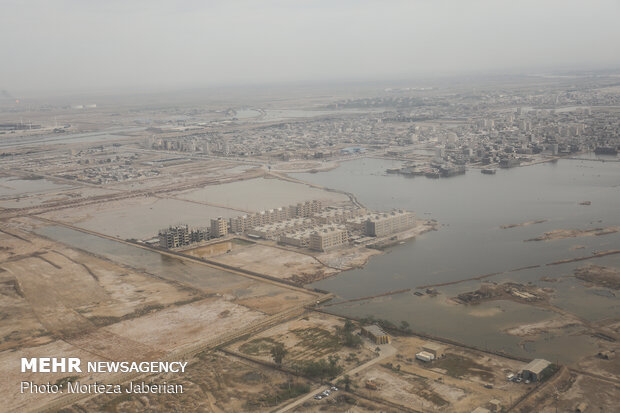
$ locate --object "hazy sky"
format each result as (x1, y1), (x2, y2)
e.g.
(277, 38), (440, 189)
(2, 0), (620, 94)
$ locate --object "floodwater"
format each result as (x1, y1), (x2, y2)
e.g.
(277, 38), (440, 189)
(0, 176), (73, 198)
(292, 156), (620, 363)
(35, 225), (275, 298)
(176, 177), (348, 212)
(0, 127), (145, 148)
(43, 197), (239, 239)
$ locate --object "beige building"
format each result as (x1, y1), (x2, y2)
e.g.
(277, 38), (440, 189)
(248, 218), (312, 240)
(210, 217), (228, 237)
(364, 210), (415, 237)
(313, 208), (367, 225)
(229, 200), (323, 234)
(309, 225), (348, 251)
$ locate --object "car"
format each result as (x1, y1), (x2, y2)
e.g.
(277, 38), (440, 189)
(331, 386), (338, 391)
(314, 395), (322, 400)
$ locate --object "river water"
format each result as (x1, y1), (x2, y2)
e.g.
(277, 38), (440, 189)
(292, 156), (620, 363)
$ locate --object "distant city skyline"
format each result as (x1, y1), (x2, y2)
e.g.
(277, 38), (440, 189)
(2, 0), (620, 95)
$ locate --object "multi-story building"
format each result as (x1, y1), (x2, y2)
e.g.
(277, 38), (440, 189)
(364, 210), (415, 237)
(158, 225), (190, 248)
(247, 218), (312, 240)
(210, 217), (229, 237)
(309, 225), (349, 251)
(313, 208), (367, 225)
(229, 201), (323, 234)
(158, 225), (210, 248)
(291, 200), (322, 217)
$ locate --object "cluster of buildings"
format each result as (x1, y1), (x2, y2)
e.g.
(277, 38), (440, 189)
(157, 199), (417, 253)
(158, 225), (209, 249)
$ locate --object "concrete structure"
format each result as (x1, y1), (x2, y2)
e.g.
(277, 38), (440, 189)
(158, 225), (190, 249)
(415, 351), (435, 362)
(521, 359), (551, 382)
(313, 208), (367, 225)
(291, 200), (322, 217)
(364, 210), (415, 237)
(361, 324), (390, 344)
(309, 225), (348, 251)
(422, 342), (445, 359)
(247, 218), (312, 240)
(210, 217), (228, 238)
(158, 225), (209, 249)
(229, 200), (322, 234)
(488, 399), (502, 413)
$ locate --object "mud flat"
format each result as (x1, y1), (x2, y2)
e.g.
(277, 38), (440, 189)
(574, 264), (620, 289)
(504, 316), (582, 337)
(500, 219), (547, 229)
(525, 226), (619, 242)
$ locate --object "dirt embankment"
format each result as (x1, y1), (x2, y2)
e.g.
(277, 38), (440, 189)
(574, 265), (620, 290)
(525, 226), (619, 242)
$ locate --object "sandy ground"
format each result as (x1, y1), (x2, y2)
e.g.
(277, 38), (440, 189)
(0, 224), (317, 412)
(208, 243), (340, 282)
(104, 297), (265, 352)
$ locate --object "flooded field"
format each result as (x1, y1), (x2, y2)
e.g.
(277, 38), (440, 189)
(291, 156), (620, 364)
(0, 176), (73, 198)
(40, 196), (239, 239)
(175, 176), (349, 212)
(34, 225), (315, 313)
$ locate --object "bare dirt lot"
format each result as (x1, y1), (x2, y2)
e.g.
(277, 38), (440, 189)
(205, 243), (340, 282)
(0, 224), (319, 412)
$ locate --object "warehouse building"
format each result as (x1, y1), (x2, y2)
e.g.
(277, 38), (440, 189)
(361, 324), (391, 344)
(521, 359), (551, 382)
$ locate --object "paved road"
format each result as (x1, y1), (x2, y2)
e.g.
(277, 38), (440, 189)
(274, 342), (396, 413)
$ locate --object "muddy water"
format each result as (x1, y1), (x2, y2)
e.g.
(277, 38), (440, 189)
(293, 156), (620, 364)
(36, 225), (267, 297)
